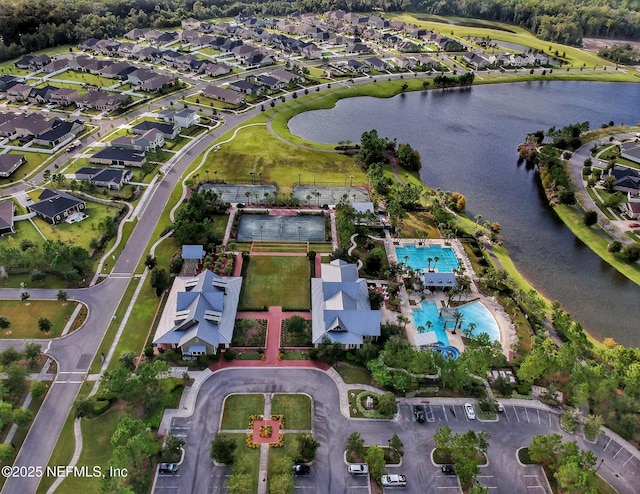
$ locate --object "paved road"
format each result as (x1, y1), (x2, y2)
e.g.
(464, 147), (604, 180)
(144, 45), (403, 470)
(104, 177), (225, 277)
(154, 369), (640, 494)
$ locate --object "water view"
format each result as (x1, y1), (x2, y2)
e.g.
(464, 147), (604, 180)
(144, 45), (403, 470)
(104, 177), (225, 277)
(289, 81), (640, 346)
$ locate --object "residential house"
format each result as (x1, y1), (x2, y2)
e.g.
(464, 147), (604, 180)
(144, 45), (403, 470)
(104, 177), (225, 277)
(345, 42), (370, 54)
(100, 61), (137, 80)
(300, 43), (322, 59)
(157, 108), (199, 128)
(111, 128), (164, 152)
(363, 57), (388, 71)
(0, 200), (15, 235)
(228, 80), (260, 95)
(90, 148), (147, 167)
(42, 58), (71, 74)
(0, 154), (26, 178)
(153, 270), (243, 356)
(6, 84), (33, 102)
(0, 113), (57, 139)
(33, 119), (84, 148)
(156, 32), (179, 44)
(124, 28), (148, 40)
(346, 60), (369, 73)
(610, 165), (640, 194)
(49, 88), (80, 107)
(28, 85), (58, 105)
(463, 53), (489, 69)
(181, 29), (200, 43)
(131, 120), (179, 139)
(76, 91), (126, 112)
(311, 259), (381, 348)
(245, 53), (274, 67)
(28, 189), (86, 225)
(394, 57), (418, 70)
(74, 167), (132, 190)
(620, 142), (640, 165)
(255, 75), (283, 91)
(14, 54), (51, 70)
(269, 69), (302, 86)
(182, 18), (201, 30)
(202, 85), (245, 106)
(622, 192), (640, 220)
(204, 62), (232, 78)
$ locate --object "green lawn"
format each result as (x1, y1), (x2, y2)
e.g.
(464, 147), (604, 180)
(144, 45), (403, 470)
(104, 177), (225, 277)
(399, 211), (439, 238)
(239, 256), (310, 310)
(0, 300), (79, 338)
(0, 216), (43, 248)
(230, 433), (261, 494)
(221, 394), (265, 430)
(336, 364), (373, 385)
(53, 70), (117, 88)
(55, 404), (129, 494)
(0, 151), (51, 186)
(271, 394), (312, 430)
(32, 202), (121, 251)
(201, 125), (365, 190)
(268, 432), (302, 482)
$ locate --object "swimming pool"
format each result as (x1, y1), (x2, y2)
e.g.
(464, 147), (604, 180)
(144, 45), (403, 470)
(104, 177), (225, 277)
(411, 300), (500, 346)
(395, 245), (459, 273)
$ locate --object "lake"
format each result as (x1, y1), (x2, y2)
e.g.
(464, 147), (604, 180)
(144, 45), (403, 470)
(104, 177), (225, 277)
(289, 81), (640, 347)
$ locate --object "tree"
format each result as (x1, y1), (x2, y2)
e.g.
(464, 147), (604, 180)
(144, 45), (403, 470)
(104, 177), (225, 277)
(227, 461), (254, 494)
(356, 129), (387, 170)
(316, 337), (344, 366)
(21, 291), (30, 302)
(269, 456), (295, 494)
(210, 434), (237, 464)
(74, 398), (95, 418)
(0, 443), (13, 462)
(621, 243), (640, 262)
(0, 316), (9, 330)
(396, 143), (422, 172)
(365, 445), (386, 482)
(38, 317), (52, 333)
(296, 434), (320, 463)
(24, 342), (41, 367)
(161, 434), (184, 463)
(150, 268), (170, 297)
(0, 401), (14, 429)
(346, 432), (365, 460)
(608, 240), (622, 253)
(56, 290), (68, 302)
(30, 380), (48, 400)
(377, 392), (398, 416)
(389, 433), (404, 462)
(528, 434), (564, 470)
(119, 351), (137, 371)
(144, 255), (157, 270)
(584, 414), (604, 441)
(583, 210), (597, 226)
(5, 362), (27, 395)
(12, 407), (33, 426)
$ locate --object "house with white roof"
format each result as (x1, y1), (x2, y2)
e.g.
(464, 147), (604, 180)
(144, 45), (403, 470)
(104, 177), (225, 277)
(311, 259), (381, 348)
(153, 270), (243, 356)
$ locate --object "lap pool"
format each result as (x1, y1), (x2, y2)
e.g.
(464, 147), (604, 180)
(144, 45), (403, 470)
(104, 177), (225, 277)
(411, 300), (500, 347)
(395, 245), (459, 273)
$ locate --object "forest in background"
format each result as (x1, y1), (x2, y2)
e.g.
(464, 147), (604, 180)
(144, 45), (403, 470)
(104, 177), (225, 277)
(0, 0), (638, 61)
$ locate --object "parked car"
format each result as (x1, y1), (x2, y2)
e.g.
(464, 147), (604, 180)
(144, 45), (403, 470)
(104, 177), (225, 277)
(497, 401), (504, 412)
(381, 474), (407, 487)
(293, 464), (310, 475)
(348, 464), (369, 475)
(158, 463), (179, 474)
(414, 406), (425, 423)
(629, 223), (640, 228)
(464, 403), (476, 420)
(441, 464), (455, 475)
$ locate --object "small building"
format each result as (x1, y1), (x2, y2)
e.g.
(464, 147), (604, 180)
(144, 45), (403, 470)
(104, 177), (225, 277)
(311, 259), (381, 348)
(111, 128), (165, 152)
(0, 154), (26, 178)
(620, 142), (640, 165)
(153, 270), (243, 356)
(202, 85), (245, 106)
(181, 244), (206, 276)
(422, 272), (458, 291)
(74, 167), (132, 190)
(33, 120), (85, 148)
(28, 189), (86, 225)
(157, 108), (199, 128)
(0, 200), (15, 235)
(90, 148), (146, 167)
(131, 121), (179, 140)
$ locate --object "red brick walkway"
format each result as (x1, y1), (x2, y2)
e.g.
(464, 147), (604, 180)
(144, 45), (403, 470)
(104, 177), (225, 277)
(251, 419), (281, 444)
(210, 307), (329, 371)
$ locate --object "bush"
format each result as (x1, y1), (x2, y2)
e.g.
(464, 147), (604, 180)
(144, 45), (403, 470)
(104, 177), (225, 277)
(621, 243), (640, 262)
(210, 434), (237, 464)
(608, 240), (622, 253)
(223, 349), (236, 361)
(583, 210), (598, 226)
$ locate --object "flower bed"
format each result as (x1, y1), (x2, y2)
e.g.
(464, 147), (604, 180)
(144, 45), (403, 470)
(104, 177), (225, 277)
(355, 391), (389, 419)
(259, 425), (273, 438)
(246, 433), (260, 449)
(248, 414), (264, 428)
(271, 414), (285, 429)
(269, 434), (285, 448)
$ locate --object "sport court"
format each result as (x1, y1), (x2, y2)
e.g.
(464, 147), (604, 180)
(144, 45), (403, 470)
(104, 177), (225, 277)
(236, 214), (325, 242)
(292, 185), (369, 206)
(200, 183), (277, 204)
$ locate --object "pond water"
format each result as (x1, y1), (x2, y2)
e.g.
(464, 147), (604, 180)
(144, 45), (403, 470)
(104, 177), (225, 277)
(289, 81), (640, 347)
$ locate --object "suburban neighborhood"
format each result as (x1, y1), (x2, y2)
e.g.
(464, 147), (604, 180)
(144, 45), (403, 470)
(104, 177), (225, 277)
(0, 5), (639, 494)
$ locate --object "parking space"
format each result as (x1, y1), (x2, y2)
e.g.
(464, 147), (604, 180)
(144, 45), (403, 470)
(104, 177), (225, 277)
(344, 473), (370, 490)
(500, 405), (555, 428)
(432, 471), (462, 492)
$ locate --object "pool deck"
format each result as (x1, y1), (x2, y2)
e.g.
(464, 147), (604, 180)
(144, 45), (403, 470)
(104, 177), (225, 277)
(382, 236), (517, 360)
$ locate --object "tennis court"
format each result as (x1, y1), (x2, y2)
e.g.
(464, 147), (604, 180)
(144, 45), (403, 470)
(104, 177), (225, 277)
(236, 214), (325, 242)
(292, 185), (369, 206)
(200, 184), (277, 204)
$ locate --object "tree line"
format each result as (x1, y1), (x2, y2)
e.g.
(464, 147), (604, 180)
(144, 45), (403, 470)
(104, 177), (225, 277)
(3, 0), (638, 62)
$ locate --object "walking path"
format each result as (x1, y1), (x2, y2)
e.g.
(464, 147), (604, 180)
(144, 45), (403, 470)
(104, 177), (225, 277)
(257, 395), (272, 494)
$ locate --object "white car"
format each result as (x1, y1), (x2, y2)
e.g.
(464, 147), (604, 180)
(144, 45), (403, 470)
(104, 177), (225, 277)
(464, 403), (476, 420)
(381, 474), (407, 487)
(348, 464), (368, 475)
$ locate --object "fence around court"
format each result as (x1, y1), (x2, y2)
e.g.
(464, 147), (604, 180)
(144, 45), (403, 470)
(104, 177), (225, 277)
(292, 185), (369, 206)
(200, 183), (277, 204)
(236, 213), (326, 242)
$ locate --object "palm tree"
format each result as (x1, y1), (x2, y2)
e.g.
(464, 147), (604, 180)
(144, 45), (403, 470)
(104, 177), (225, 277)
(425, 320), (433, 332)
(315, 191), (321, 206)
(474, 214), (482, 226)
(306, 194), (312, 205)
(264, 192), (270, 205)
(245, 191), (251, 205)
(427, 257), (433, 272)
(433, 256), (440, 272)
(452, 310), (463, 334)
(397, 315), (409, 329)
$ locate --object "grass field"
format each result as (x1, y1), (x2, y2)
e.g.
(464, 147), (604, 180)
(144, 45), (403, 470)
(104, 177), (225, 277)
(239, 256), (310, 310)
(400, 211), (440, 238)
(0, 151), (51, 186)
(221, 394), (265, 430)
(55, 404), (130, 494)
(202, 125), (365, 189)
(271, 394), (312, 430)
(0, 300), (79, 338)
(336, 364), (373, 385)
(52, 70), (117, 88)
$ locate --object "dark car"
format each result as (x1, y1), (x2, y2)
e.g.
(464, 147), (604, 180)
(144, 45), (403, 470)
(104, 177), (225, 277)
(441, 464), (455, 475)
(159, 463), (179, 474)
(414, 407), (425, 423)
(293, 464), (311, 475)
